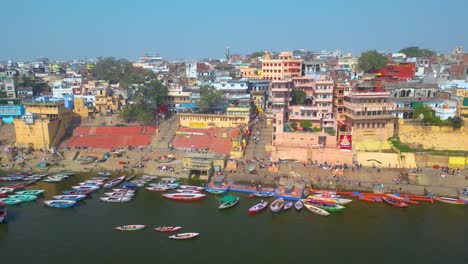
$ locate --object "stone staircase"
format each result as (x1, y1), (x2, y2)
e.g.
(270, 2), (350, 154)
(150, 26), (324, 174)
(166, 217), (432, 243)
(151, 115), (179, 148)
(243, 123), (273, 159)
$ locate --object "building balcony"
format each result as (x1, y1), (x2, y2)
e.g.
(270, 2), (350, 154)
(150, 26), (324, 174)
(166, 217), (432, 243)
(345, 113), (395, 120)
(314, 89), (333, 94)
(289, 115), (321, 121)
(344, 101), (395, 111)
(271, 88), (291, 92)
(346, 92), (390, 98)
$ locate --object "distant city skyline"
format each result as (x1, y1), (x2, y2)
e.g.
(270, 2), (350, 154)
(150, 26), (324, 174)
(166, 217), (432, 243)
(2, 0), (467, 61)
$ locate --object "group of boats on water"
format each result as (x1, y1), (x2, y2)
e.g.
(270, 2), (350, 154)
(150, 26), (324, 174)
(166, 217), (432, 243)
(114, 224), (199, 240)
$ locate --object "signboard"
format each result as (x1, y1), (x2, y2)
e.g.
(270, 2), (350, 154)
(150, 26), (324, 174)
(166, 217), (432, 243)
(339, 135), (352, 151)
(0, 105), (23, 116)
(189, 122), (206, 128)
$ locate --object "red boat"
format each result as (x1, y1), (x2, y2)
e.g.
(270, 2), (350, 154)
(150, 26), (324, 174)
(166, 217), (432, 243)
(383, 194), (408, 208)
(154, 226), (183, 232)
(0, 201), (6, 223)
(162, 193), (206, 201)
(248, 201), (268, 215)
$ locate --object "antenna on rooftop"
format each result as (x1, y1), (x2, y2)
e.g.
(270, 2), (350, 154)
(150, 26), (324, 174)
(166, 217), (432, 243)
(225, 45), (231, 62)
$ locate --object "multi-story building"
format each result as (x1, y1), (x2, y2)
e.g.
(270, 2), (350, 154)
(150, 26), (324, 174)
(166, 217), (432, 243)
(1, 77), (17, 98)
(333, 81), (349, 123)
(249, 80), (270, 112)
(14, 98), (73, 150)
(344, 83), (396, 147)
(269, 80), (293, 114)
(292, 76), (314, 97)
(313, 75), (335, 131)
(237, 65), (261, 79)
(167, 84), (191, 113)
(262, 52), (302, 81)
(0, 98), (25, 123)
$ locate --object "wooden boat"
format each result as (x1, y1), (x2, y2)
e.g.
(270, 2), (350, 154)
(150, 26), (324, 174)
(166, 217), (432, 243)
(16, 190), (44, 196)
(0, 190), (8, 198)
(100, 196), (132, 203)
(294, 200), (303, 211)
(248, 201), (268, 215)
(162, 193), (206, 201)
(104, 192), (135, 198)
(8, 194), (38, 202)
(433, 196), (466, 205)
(72, 185), (100, 191)
(141, 175), (158, 181)
(303, 203), (330, 216)
(0, 187), (15, 194)
(218, 194), (239, 209)
(0, 174), (25, 181)
(303, 197), (346, 212)
(176, 189), (200, 194)
(52, 195), (87, 201)
(43, 177), (63, 183)
(112, 188), (135, 193)
(253, 191), (275, 198)
(0, 198), (23, 205)
(146, 186), (170, 192)
(179, 185), (204, 191)
(115, 225), (146, 231)
(308, 195), (352, 205)
(63, 189), (92, 195)
(0, 201), (6, 223)
(168, 233), (199, 240)
(43, 200), (76, 208)
(270, 198), (285, 212)
(120, 182), (140, 190)
(103, 176), (126, 189)
(283, 201), (293, 210)
(154, 226), (183, 232)
(205, 188), (227, 194)
(79, 181), (104, 187)
(382, 194), (408, 208)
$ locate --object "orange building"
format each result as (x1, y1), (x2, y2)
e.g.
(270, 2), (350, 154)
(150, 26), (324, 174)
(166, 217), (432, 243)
(262, 52), (302, 81)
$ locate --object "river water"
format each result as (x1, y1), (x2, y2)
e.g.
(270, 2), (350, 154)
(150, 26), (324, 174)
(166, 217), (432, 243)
(0, 173), (466, 264)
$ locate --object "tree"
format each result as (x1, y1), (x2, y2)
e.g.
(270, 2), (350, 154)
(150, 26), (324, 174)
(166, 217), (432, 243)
(290, 122), (298, 131)
(358, 50), (388, 72)
(414, 104), (441, 125)
(399, 46), (436, 58)
(299, 120), (312, 130)
(92, 57), (134, 81)
(199, 85), (226, 113)
(120, 103), (154, 122)
(451, 116), (464, 129)
(132, 79), (168, 106)
(291, 90), (307, 105)
(250, 51), (265, 59)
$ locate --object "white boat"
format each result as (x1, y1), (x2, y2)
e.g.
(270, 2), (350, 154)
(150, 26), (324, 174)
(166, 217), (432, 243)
(72, 185), (100, 191)
(168, 233), (199, 240)
(79, 181), (104, 187)
(43, 177), (63, 183)
(52, 195), (87, 201)
(175, 189), (200, 194)
(179, 185), (204, 191)
(146, 186), (169, 192)
(100, 196), (132, 203)
(308, 195), (352, 205)
(104, 192), (134, 198)
(270, 198), (285, 213)
(98, 171), (112, 177)
(295, 200), (303, 211)
(43, 200), (77, 208)
(283, 201), (293, 210)
(103, 176), (126, 189)
(303, 203), (330, 216)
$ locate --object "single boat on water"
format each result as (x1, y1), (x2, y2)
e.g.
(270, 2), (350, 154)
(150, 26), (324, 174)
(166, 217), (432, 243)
(308, 195), (353, 205)
(433, 196), (466, 205)
(43, 200), (76, 208)
(218, 194), (239, 209)
(179, 185), (204, 191)
(104, 192), (135, 198)
(295, 200), (303, 211)
(253, 191), (275, 198)
(72, 186), (100, 191)
(98, 171), (112, 177)
(162, 193), (206, 201)
(0, 198), (22, 205)
(43, 177), (63, 183)
(63, 189), (92, 195)
(8, 194), (38, 202)
(52, 195), (87, 201)
(248, 201), (268, 215)
(154, 226), (183, 232)
(79, 181), (104, 187)
(283, 201), (293, 210)
(303, 203), (330, 216)
(146, 186), (170, 192)
(205, 188), (227, 195)
(382, 194), (408, 208)
(15, 190), (44, 196)
(175, 189), (200, 194)
(0, 201), (6, 223)
(103, 176), (126, 189)
(115, 225), (146, 231)
(112, 188), (135, 193)
(168, 233), (199, 240)
(100, 196), (132, 203)
(270, 198), (285, 212)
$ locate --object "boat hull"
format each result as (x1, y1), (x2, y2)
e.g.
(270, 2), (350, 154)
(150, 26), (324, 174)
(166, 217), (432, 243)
(115, 225), (146, 231)
(303, 203), (330, 216)
(168, 233), (199, 240)
(162, 193), (206, 201)
(248, 202), (268, 214)
(433, 196), (466, 205)
(154, 226), (183, 232)
(219, 197), (240, 209)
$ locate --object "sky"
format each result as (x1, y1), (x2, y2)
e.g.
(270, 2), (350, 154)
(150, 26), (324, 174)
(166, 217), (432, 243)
(2, 0), (467, 61)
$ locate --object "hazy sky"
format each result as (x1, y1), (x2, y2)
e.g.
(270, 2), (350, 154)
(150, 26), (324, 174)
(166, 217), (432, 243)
(2, 0), (467, 61)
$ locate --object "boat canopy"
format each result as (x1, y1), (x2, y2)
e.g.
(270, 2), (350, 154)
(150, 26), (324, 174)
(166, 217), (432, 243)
(220, 194), (237, 203)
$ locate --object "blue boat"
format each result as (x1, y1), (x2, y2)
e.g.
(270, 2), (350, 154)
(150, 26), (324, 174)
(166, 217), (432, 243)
(205, 188), (227, 194)
(120, 182), (139, 189)
(43, 200), (76, 208)
(52, 195), (87, 201)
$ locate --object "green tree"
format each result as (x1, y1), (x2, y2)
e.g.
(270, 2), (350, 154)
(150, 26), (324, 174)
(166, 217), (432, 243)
(250, 51), (265, 59)
(92, 57), (134, 81)
(120, 103), (154, 122)
(290, 122), (298, 131)
(199, 85), (226, 113)
(399, 46), (436, 58)
(299, 120), (312, 130)
(132, 79), (168, 106)
(291, 90), (307, 105)
(414, 104), (441, 125)
(358, 50), (388, 72)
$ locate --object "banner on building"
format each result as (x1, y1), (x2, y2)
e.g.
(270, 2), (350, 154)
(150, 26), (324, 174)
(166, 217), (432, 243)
(339, 135), (352, 151)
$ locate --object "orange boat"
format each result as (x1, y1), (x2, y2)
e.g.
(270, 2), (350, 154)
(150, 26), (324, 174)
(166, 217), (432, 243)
(383, 194), (408, 208)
